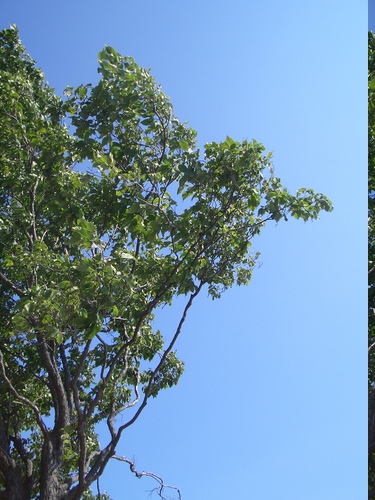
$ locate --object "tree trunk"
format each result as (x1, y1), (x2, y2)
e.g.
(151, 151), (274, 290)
(370, 387), (375, 455)
(39, 434), (68, 500)
(0, 462), (29, 500)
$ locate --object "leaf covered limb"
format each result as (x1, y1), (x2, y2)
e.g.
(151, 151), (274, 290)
(0, 25), (332, 499)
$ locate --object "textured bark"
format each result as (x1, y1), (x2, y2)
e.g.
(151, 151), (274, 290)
(369, 388), (375, 498)
(370, 388), (375, 456)
(39, 435), (68, 500)
(0, 462), (29, 500)
(0, 414), (32, 500)
(37, 338), (71, 500)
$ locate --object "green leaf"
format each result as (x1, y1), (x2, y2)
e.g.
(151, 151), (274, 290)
(179, 140), (189, 151)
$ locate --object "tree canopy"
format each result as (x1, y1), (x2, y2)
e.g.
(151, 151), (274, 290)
(0, 25), (333, 500)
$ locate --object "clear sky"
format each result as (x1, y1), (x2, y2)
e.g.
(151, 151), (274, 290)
(1, 1), (366, 498)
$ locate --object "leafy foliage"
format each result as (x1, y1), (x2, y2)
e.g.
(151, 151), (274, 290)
(0, 25), (333, 500)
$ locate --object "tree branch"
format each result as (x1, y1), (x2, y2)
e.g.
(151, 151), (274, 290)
(0, 349), (48, 438)
(71, 339), (92, 388)
(112, 455), (181, 500)
(71, 373), (87, 490)
(59, 344), (74, 417)
(38, 338), (68, 419)
(29, 176), (39, 243)
(81, 285), (203, 494)
(10, 433), (33, 495)
(118, 282), (203, 435)
(0, 272), (25, 297)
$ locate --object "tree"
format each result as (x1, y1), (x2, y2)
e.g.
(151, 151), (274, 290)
(369, 30), (375, 499)
(0, 25), (333, 500)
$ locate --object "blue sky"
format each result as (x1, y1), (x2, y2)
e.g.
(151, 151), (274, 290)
(2, 1), (366, 498)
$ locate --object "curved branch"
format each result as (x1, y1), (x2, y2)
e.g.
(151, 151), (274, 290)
(10, 434), (33, 494)
(71, 339), (92, 387)
(112, 455), (181, 500)
(118, 282), (203, 435)
(113, 370), (141, 417)
(0, 350), (48, 438)
(37, 337), (70, 431)
(81, 285), (203, 493)
(59, 344), (73, 417)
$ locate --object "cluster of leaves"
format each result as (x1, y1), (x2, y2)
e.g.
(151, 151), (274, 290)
(369, 31), (375, 498)
(0, 25), (332, 500)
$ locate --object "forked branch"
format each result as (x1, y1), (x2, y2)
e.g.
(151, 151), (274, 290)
(112, 455), (182, 500)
